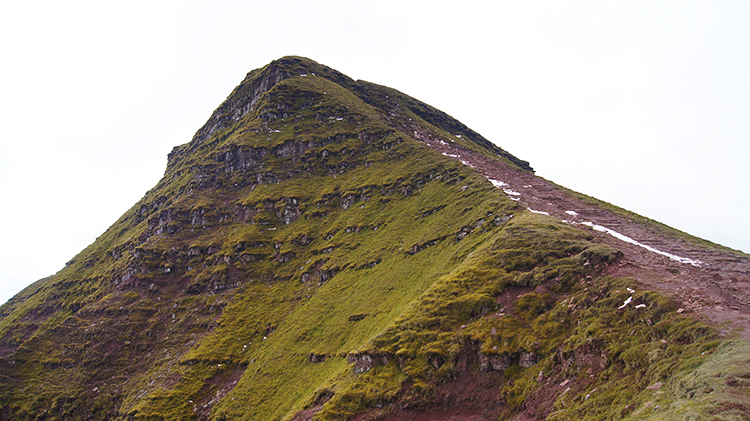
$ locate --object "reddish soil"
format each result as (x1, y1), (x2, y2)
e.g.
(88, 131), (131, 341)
(417, 132), (750, 341)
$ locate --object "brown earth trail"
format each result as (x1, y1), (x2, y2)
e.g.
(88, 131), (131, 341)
(416, 129), (750, 341)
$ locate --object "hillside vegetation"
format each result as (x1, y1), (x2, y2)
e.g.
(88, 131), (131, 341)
(1, 57), (747, 421)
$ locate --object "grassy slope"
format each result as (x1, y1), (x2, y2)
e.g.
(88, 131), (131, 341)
(0, 57), (746, 421)
(0, 58), (515, 420)
(310, 212), (749, 421)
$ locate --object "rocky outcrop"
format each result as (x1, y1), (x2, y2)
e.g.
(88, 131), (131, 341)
(310, 353), (328, 363)
(215, 146), (268, 172)
(347, 352), (390, 373)
(407, 235), (449, 255)
(188, 64), (290, 149)
(477, 352), (512, 372)
(519, 350), (541, 368)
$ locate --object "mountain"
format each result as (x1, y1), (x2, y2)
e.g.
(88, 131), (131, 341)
(1, 56), (749, 421)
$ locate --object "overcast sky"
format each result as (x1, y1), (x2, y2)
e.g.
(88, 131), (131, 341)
(1, 1), (748, 304)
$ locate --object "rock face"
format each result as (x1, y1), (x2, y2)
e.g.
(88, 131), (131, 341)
(478, 352), (512, 372)
(0, 56), (749, 421)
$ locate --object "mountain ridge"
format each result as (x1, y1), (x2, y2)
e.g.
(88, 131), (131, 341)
(170, 57), (532, 173)
(1, 56), (749, 421)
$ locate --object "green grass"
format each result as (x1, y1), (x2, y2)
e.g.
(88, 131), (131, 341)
(0, 56), (741, 421)
(311, 215), (741, 421)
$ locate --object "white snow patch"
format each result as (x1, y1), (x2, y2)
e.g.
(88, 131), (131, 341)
(635, 304), (646, 309)
(523, 185), (533, 188)
(618, 296), (633, 309)
(455, 134), (462, 138)
(442, 153), (460, 158)
(581, 222), (702, 266)
(437, 139), (447, 145)
(460, 160), (474, 168)
(510, 197), (520, 201)
(300, 73), (307, 76)
(565, 210), (578, 216)
(487, 178), (508, 188)
(488, 178), (522, 197)
(270, 129), (282, 133)
(627, 287), (635, 293)
(527, 208), (550, 216)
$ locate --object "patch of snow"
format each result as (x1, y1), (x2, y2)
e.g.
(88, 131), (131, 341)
(270, 129), (282, 133)
(523, 185), (533, 188)
(437, 139), (447, 145)
(618, 296), (633, 309)
(460, 160), (474, 168)
(565, 210), (578, 216)
(487, 177), (522, 197)
(455, 134), (462, 138)
(300, 73), (307, 76)
(487, 178), (508, 188)
(527, 208), (550, 216)
(635, 304), (646, 309)
(442, 153), (460, 158)
(580, 222), (702, 266)
(627, 287), (635, 293)
(510, 197), (520, 201)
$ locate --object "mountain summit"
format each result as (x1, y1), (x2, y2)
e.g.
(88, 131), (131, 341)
(2, 56), (749, 420)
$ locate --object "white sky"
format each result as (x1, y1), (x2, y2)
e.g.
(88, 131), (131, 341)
(1, 1), (748, 303)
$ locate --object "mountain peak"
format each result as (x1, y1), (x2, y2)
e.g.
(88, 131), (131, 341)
(169, 56), (532, 174)
(1, 57), (748, 420)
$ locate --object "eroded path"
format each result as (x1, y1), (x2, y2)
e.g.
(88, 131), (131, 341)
(417, 133), (750, 340)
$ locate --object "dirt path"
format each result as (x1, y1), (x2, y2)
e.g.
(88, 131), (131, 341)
(416, 133), (750, 340)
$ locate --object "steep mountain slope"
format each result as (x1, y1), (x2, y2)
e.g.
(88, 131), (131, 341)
(1, 57), (749, 421)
